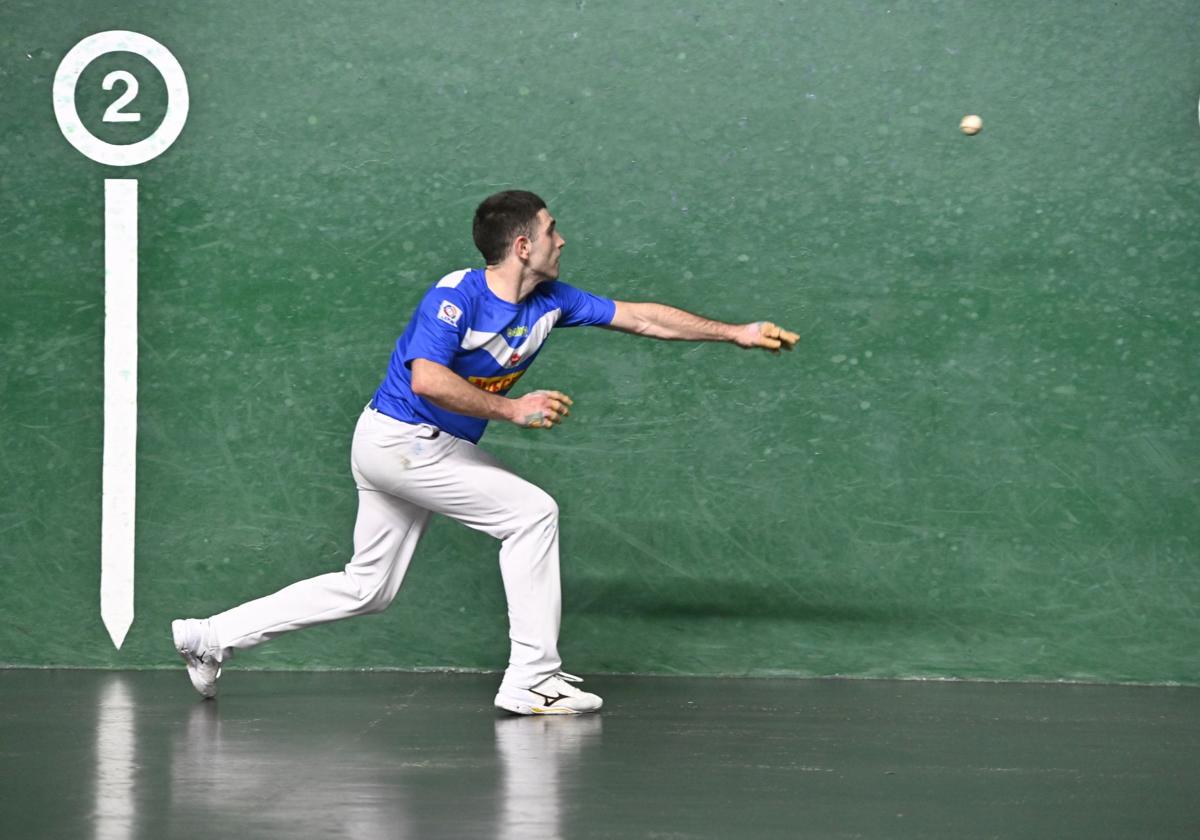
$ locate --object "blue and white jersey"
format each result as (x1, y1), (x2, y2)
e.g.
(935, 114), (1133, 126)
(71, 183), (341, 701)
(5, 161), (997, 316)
(372, 268), (616, 443)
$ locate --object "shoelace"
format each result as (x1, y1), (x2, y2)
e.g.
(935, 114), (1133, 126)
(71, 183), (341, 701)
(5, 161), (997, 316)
(526, 672), (586, 697)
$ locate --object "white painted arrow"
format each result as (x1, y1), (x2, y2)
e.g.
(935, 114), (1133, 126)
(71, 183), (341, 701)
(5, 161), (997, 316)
(101, 179), (138, 650)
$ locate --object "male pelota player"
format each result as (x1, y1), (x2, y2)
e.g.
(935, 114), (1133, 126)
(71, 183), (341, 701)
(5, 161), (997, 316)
(172, 190), (799, 714)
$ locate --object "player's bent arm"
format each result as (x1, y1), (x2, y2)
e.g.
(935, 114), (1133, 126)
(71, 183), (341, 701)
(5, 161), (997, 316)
(410, 358), (573, 429)
(604, 301), (800, 351)
(411, 358), (513, 421)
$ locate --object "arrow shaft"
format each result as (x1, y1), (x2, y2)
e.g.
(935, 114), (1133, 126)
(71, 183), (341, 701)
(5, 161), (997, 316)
(101, 178), (137, 649)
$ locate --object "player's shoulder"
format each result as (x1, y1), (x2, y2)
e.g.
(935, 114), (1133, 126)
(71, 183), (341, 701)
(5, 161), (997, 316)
(421, 268), (481, 304)
(418, 268), (481, 328)
(425, 268), (480, 298)
(537, 277), (605, 309)
(433, 268), (478, 291)
(537, 278), (584, 301)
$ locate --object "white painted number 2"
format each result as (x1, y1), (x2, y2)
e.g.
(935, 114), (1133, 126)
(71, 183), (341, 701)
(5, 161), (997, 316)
(102, 70), (141, 123)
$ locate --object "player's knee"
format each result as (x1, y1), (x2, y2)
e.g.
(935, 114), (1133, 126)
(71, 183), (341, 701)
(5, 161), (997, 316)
(495, 489), (558, 541)
(357, 587), (396, 615)
(361, 597), (389, 615)
(525, 490), (559, 526)
(506, 490), (558, 536)
(354, 586), (384, 613)
(346, 568), (396, 614)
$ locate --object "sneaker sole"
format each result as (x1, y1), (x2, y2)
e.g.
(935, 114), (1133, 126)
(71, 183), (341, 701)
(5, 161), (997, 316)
(172, 621), (218, 699)
(176, 648), (218, 699)
(496, 703), (582, 715)
(494, 696), (601, 715)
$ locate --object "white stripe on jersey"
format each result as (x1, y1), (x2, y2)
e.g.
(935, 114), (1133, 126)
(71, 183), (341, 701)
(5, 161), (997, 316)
(436, 269), (470, 288)
(462, 308), (561, 368)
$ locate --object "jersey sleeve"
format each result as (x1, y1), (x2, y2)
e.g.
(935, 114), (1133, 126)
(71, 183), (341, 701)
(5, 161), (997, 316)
(546, 280), (617, 328)
(401, 287), (468, 368)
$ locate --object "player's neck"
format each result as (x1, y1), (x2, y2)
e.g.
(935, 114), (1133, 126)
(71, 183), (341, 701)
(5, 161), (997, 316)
(484, 265), (541, 304)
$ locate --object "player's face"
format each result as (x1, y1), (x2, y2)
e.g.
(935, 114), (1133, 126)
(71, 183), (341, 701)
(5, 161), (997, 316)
(528, 209), (565, 280)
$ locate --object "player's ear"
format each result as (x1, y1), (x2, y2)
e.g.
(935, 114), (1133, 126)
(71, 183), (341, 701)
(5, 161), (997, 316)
(513, 234), (530, 260)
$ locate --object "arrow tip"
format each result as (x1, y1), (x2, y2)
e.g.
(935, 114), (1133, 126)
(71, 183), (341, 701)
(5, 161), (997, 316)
(102, 608), (133, 649)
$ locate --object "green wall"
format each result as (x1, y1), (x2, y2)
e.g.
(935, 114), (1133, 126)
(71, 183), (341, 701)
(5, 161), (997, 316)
(2, 1), (1198, 683)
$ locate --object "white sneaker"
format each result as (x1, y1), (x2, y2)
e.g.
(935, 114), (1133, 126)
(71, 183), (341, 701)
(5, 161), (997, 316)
(494, 672), (603, 715)
(171, 618), (221, 699)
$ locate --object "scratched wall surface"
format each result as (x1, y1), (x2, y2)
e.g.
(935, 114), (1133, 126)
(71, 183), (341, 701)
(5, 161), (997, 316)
(1, 1), (1198, 682)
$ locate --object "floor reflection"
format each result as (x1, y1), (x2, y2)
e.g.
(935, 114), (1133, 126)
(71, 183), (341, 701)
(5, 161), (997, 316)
(166, 700), (603, 839)
(93, 675), (137, 840)
(495, 715), (603, 840)
(169, 700), (417, 839)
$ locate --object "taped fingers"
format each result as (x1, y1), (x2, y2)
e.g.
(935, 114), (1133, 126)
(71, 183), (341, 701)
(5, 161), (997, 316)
(524, 390), (573, 429)
(538, 389), (574, 407)
(540, 390), (573, 419)
(759, 321), (800, 351)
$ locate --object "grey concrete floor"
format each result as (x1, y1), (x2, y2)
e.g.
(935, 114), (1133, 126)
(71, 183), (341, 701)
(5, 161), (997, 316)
(0, 670), (1196, 839)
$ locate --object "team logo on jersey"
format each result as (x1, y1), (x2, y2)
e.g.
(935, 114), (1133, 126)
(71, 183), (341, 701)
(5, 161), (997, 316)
(467, 370), (527, 394)
(506, 325), (528, 339)
(437, 300), (463, 327)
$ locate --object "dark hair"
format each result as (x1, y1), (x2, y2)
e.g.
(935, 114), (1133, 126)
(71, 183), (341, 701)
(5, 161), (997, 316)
(472, 190), (547, 264)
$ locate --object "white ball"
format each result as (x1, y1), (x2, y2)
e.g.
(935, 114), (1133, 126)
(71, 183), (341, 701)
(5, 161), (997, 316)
(960, 114), (983, 135)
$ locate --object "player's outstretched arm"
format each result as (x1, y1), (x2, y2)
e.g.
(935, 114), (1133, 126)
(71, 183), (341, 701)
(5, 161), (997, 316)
(604, 301), (800, 353)
(411, 358), (572, 429)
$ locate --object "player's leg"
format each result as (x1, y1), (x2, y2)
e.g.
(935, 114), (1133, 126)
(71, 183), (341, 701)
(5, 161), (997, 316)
(206, 489), (430, 656)
(356, 421), (600, 713)
(455, 452), (600, 715)
(172, 409), (430, 697)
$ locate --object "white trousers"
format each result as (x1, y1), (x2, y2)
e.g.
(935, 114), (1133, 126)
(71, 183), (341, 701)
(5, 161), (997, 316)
(208, 407), (563, 689)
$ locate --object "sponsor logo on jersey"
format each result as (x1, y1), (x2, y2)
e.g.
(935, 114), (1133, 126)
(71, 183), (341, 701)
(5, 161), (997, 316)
(437, 300), (463, 327)
(506, 325), (529, 339)
(467, 369), (527, 394)
(508, 352), (522, 366)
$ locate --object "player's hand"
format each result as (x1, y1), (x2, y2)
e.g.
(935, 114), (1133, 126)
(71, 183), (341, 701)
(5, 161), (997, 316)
(508, 390), (573, 429)
(734, 321), (800, 353)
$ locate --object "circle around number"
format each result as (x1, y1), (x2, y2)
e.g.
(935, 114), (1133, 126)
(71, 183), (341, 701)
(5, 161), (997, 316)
(53, 30), (189, 166)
